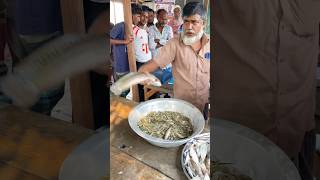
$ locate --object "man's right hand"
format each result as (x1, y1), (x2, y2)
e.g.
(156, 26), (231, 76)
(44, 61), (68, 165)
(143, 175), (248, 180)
(125, 35), (134, 44)
(138, 60), (162, 85)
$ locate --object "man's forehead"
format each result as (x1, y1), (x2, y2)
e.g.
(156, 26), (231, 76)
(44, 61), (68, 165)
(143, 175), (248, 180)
(183, 14), (202, 21)
(158, 13), (167, 18)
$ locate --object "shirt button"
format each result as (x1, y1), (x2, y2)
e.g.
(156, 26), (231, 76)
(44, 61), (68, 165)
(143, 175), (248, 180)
(279, 58), (284, 63)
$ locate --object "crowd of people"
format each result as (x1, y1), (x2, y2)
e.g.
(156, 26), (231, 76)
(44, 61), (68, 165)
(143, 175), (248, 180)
(110, 2), (210, 120)
(110, 3), (185, 101)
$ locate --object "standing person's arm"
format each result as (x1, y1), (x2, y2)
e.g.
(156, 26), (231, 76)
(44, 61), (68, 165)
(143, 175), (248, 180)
(138, 60), (159, 73)
(110, 37), (133, 45)
(110, 23), (133, 45)
(139, 38), (177, 73)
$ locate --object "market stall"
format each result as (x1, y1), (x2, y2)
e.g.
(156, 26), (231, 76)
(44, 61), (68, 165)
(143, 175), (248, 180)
(109, 0), (212, 179)
(109, 96), (210, 179)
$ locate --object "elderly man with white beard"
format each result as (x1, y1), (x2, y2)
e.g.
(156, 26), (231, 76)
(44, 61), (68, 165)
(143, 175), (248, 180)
(139, 2), (210, 118)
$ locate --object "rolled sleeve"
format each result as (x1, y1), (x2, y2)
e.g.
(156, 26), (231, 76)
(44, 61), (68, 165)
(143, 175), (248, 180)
(110, 23), (123, 39)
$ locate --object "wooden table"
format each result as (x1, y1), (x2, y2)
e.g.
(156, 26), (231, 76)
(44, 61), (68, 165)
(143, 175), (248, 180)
(144, 83), (173, 100)
(0, 104), (94, 180)
(110, 96), (209, 180)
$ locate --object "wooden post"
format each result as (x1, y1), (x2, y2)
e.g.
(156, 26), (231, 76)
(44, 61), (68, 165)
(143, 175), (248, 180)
(204, 0), (209, 12)
(123, 0), (139, 102)
(60, 0), (95, 129)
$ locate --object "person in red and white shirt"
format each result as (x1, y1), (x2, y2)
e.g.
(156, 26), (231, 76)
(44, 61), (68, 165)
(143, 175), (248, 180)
(133, 7), (152, 101)
(133, 25), (152, 67)
(138, 5), (149, 32)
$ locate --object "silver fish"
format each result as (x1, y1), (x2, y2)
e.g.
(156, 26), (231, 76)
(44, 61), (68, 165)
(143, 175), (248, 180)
(191, 176), (201, 180)
(183, 133), (210, 179)
(186, 165), (195, 178)
(110, 72), (161, 96)
(189, 144), (200, 165)
(0, 34), (107, 107)
(164, 126), (172, 140)
(198, 143), (208, 164)
(203, 174), (210, 180)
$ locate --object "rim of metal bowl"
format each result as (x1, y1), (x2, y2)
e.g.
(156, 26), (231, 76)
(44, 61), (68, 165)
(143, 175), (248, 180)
(181, 132), (210, 179)
(128, 98), (205, 144)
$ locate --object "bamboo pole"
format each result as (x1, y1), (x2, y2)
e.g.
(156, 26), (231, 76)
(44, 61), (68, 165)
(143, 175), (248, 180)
(60, 0), (94, 129)
(204, 0), (209, 12)
(123, 0), (139, 102)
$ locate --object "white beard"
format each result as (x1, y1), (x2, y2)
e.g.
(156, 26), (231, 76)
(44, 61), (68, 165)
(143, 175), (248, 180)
(181, 29), (204, 46)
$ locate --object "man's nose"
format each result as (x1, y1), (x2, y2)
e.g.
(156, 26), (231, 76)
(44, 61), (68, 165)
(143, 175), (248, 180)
(185, 22), (193, 30)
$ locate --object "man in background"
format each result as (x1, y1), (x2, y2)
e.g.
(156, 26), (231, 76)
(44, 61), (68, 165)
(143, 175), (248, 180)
(148, 8), (174, 87)
(148, 9), (173, 58)
(138, 5), (149, 31)
(147, 8), (155, 28)
(133, 5), (152, 101)
(168, 5), (183, 38)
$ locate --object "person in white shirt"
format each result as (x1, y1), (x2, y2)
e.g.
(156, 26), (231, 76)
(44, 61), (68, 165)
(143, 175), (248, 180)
(138, 5), (149, 32)
(147, 8), (155, 28)
(133, 6), (152, 101)
(133, 25), (151, 68)
(148, 9), (173, 58)
(148, 8), (174, 87)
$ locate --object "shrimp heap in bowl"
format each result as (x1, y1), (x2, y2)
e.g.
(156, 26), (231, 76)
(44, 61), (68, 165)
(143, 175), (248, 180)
(138, 111), (193, 140)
